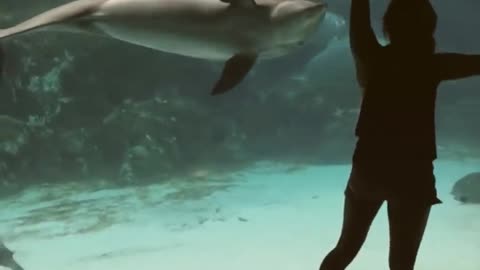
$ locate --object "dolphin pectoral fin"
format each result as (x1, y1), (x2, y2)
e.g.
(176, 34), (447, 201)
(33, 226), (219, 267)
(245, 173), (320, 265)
(211, 53), (257, 96)
(220, 0), (258, 8)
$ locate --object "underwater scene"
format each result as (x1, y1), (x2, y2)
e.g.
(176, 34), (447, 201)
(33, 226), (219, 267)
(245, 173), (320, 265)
(0, 0), (479, 269)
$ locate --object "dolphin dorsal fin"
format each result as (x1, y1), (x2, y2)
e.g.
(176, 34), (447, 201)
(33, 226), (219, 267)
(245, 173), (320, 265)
(220, 0), (258, 8)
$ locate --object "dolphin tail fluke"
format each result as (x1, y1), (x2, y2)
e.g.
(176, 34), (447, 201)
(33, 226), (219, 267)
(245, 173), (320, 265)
(0, 0), (106, 40)
(211, 53), (257, 95)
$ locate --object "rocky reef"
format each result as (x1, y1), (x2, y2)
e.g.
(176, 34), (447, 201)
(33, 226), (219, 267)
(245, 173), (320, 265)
(451, 172), (480, 204)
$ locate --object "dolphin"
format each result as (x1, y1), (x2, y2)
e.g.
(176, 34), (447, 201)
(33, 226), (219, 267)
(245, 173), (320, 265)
(0, 0), (328, 95)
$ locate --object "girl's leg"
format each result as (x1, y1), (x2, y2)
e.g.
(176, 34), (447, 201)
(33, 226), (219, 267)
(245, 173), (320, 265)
(387, 201), (432, 270)
(319, 189), (383, 270)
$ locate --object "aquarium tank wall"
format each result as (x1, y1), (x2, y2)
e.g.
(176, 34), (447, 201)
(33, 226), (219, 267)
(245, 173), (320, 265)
(0, 0), (479, 270)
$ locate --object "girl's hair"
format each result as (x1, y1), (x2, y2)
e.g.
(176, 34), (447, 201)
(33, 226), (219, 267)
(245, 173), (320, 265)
(383, 0), (437, 51)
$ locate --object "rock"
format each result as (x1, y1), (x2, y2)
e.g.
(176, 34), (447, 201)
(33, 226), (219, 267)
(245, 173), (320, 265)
(451, 172), (480, 204)
(0, 242), (24, 270)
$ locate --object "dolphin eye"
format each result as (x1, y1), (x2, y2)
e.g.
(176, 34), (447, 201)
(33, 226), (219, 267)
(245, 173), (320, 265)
(458, 196), (468, 203)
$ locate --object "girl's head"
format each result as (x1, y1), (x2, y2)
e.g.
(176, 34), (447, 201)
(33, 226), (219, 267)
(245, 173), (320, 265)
(383, 0), (437, 53)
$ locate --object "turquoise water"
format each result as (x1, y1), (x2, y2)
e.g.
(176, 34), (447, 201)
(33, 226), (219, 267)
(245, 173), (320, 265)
(1, 1), (480, 270)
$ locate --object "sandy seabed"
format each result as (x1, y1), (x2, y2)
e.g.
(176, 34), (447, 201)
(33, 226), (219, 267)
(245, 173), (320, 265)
(0, 159), (479, 270)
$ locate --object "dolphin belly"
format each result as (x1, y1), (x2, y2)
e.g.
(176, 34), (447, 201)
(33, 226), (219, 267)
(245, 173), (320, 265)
(94, 19), (240, 60)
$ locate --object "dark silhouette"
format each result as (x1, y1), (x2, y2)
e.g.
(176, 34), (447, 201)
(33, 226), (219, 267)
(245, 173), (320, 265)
(319, 0), (480, 270)
(0, 241), (24, 270)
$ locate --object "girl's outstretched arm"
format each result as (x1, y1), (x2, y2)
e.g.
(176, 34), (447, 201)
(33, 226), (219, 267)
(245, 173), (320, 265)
(435, 53), (480, 81)
(350, 0), (381, 89)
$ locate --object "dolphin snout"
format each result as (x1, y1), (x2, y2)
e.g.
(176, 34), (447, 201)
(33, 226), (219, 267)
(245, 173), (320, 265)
(312, 1), (328, 11)
(318, 2), (328, 10)
(305, 2), (328, 20)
